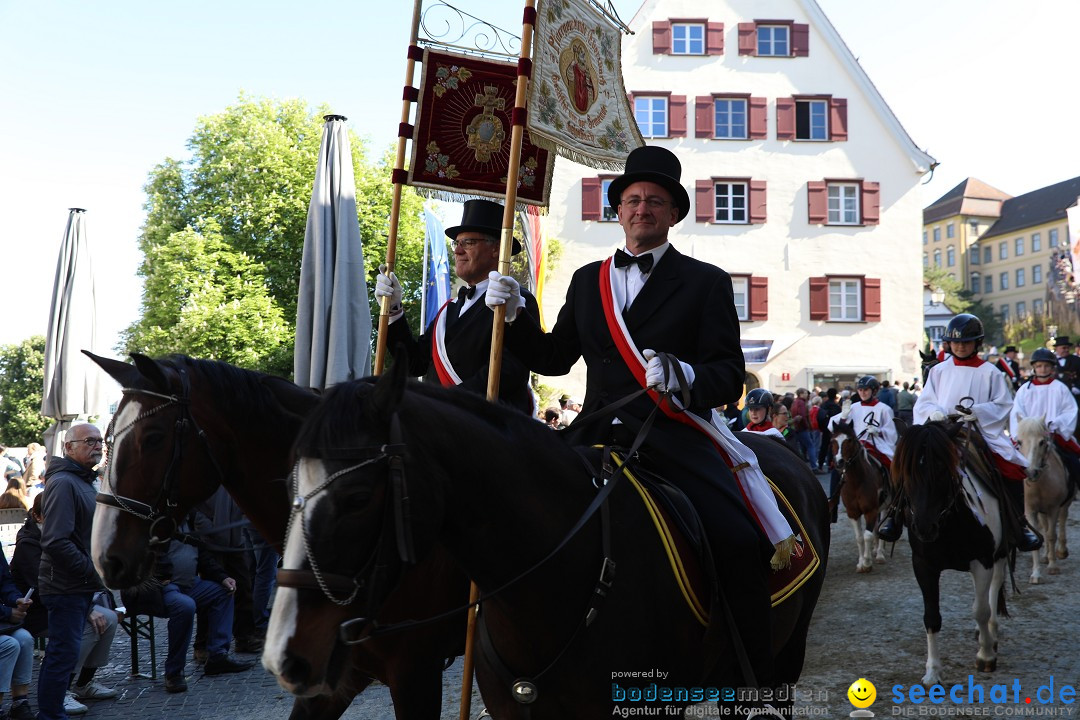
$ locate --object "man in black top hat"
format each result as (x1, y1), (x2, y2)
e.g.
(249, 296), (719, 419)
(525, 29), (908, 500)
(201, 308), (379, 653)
(375, 198), (539, 414)
(1053, 336), (1080, 432)
(486, 146), (781, 692)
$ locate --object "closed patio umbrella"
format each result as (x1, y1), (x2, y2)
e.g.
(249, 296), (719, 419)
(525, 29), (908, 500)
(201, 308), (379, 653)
(294, 114), (372, 390)
(41, 208), (108, 455)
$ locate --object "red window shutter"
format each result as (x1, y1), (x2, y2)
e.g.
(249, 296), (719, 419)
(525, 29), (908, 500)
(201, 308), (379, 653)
(863, 278), (882, 322)
(695, 96), (714, 138)
(581, 177), (602, 221)
(830, 97), (848, 141)
(652, 21), (671, 54)
(775, 98), (795, 140)
(862, 181), (880, 225)
(792, 23), (810, 56)
(706, 22), (724, 55)
(807, 181), (828, 224)
(809, 277), (829, 320)
(748, 97), (767, 139)
(749, 180), (767, 224)
(749, 276), (769, 320)
(738, 23), (756, 55)
(695, 180), (713, 223)
(669, 95), (687, 137)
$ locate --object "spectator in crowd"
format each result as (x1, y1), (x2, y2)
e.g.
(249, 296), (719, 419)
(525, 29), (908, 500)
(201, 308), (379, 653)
(37, 423), (106, 720)
(722, 402), (743, 431)
(877, 379), (897, 410)
(896, 381), (916, 424)
(817, 388), (842, 472)
(20, 445), (46, 501)
(771, 403), (803, 457)
(544, 407), (562, 429)
(0, 444), (23, 480)
(807, 395), (824, 472)
(558, 395), (579, 426)
(789, 388), (813, 464)
(244, 525), (277, 649)
(0, 551), (35, 719)
(122, 513), (253, 693)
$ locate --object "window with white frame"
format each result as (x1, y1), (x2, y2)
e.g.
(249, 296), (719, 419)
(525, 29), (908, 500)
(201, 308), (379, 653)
(756, 25), (789, 56)
(795, 99), (827, 140)
(828, 278), (861, 321)
(983, 246), (992, 264)
(971, 247), (980, 265)
(933, 227), (941, 242)
(1017, 301), (1027, 317)
(1000, 304), (1009, 323)
(1000, 271), (1008, 290)
(634, 96), (668, 138)
(923, 231), (928, 245)
(671, 23), (705, 54)
(946, 246), (955, 267)
(947, 223), (955, 239)
(999, 241), (1008, 260)
(1016, 267), (1025, 287)
(933, 248), (941, 267)
(731, 276), (748, 320)
(1050, 228), (1059, 247)
(714, 98), (747, 139)
(984, 275), (992, 293)
(1032, 232), (1041, 252)
(1034, 298), (1044, 315)
(1015, 237), (1024, 256)
(1033, 263), (1043, 284)
(714, 182), (748, 224)
(923, 252), (928, 268)
(970, 272), (980, 291)
(600, 179), (618, 222)
(827, 183), (859, 225)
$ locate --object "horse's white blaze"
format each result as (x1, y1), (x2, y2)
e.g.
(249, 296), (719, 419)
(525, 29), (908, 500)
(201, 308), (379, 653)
(91, 397), (144, 578)
(833, 434), (846, 466)
(264, 457), (327, 682)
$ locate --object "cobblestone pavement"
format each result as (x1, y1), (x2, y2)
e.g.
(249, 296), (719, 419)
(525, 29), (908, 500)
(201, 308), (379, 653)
(20, 470), (1079, 719)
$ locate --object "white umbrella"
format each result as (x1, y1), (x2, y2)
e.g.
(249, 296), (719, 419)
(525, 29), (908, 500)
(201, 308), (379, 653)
(294, 114), (372, 390)
(41, 208), (107, 455)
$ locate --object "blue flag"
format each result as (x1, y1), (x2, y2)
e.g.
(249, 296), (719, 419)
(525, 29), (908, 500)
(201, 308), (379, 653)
(423, 205), (451, 331)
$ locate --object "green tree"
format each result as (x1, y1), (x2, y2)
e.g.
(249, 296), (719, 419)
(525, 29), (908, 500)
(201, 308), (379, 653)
(0, 336), (51, 447)
(126, 94), (427, 374)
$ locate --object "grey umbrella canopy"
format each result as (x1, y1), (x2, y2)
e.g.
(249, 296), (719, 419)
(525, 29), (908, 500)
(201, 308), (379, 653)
(294, 115), (373, 391)
(41, 208), (108, 455)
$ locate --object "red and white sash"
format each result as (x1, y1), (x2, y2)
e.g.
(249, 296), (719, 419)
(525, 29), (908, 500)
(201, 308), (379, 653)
(599, 258), (793, 544)
(429, 300), (459, 387)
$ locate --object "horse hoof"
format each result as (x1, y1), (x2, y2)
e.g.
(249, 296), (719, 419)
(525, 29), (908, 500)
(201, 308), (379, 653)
(1058, 548), (1069, 559)
(856, 565), (872, 574)
(1029, 575), (1041, 585)
(976, 658), (997, 673)
(874, 556), (885, 564)
(1049, 566), (1061, 575)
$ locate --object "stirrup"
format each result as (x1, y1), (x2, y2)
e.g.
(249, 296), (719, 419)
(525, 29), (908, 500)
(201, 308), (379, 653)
(876, 515), (901, 542)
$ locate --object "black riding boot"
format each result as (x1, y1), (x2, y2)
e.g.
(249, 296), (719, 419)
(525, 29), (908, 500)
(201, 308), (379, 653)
(1002, 479), (1043, 552)
(875, 510), (902, 543)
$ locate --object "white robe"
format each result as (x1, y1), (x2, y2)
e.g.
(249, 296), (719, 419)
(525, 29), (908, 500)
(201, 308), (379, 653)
(915, 357), (1027, 467)
(1010, 378), (1078, 440)
(830, 400), (897, 460)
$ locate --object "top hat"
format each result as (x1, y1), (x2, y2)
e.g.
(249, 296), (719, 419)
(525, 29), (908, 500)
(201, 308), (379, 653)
(1003, 345), (1018, 353)
(1054, 336), (1073, 347)
(606, 146), (691, 222)
(445, 199), (522, 255)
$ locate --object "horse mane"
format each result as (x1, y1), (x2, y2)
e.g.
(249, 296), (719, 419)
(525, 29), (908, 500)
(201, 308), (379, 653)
(156, 354), (286, 422)
(894, 422), (961, 492)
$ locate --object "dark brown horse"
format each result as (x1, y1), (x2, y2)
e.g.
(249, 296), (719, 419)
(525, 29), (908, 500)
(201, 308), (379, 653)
(265, 359), (829, 718)
(86, 353), (468, 720)
(829, 419), (886, 572)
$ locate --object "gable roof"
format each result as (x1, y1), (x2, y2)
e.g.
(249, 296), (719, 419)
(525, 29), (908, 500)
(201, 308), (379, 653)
(923, 178), (1011, 224)
(979, 175), (1080, 240)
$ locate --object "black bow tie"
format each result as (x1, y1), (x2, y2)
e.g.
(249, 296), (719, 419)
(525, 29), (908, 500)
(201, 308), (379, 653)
(458, 285), (476, 302)
(614, 249), (653, 274)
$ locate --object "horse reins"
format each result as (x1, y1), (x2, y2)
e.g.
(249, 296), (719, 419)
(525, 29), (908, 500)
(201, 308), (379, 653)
(96, 368), (227, 546)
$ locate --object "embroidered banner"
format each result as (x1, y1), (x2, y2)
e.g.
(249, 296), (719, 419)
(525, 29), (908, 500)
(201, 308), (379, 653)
(409, 48), (553, 207)
(528, 0), (643, 170)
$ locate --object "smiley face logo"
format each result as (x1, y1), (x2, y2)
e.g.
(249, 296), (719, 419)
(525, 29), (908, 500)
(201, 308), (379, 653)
(847, 678), (876, 708)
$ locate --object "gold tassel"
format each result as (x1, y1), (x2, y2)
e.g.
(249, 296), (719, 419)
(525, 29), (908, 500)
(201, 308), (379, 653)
(770, 534), (796, 571)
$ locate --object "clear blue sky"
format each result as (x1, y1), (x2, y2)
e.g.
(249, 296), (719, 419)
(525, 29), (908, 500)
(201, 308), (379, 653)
(2, 0), (1078, 350)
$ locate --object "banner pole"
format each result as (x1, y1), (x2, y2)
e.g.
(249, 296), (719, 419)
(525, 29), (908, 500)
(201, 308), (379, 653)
(375, 0), (424, 376)
(459, 5), (538, 719)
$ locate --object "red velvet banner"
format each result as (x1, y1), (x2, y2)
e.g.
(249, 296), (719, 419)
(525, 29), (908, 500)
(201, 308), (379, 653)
(408, 49), (553, 207)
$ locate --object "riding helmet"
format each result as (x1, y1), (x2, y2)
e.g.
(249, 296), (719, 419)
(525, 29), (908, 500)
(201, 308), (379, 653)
(1030, 347), (1056, 365)
(943, 313), (984, 342)
(855, 375), (880, 393)
(745, 388), (774, 409)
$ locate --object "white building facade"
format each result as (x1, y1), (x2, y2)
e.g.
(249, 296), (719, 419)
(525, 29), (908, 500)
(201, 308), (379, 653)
(536, 0), (934, 396)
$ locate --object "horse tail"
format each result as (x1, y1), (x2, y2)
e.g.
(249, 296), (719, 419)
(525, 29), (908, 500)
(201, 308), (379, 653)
(997, 580), (1009, 619)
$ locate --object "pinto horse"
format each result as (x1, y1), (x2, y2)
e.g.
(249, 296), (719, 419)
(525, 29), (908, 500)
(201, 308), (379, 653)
(1013, 417), (1072, 583)
(264, 359), (829, 719)
(892, 421), (1009, 686)
(830, 419), (886, 572)
(85, 353), (468, 720)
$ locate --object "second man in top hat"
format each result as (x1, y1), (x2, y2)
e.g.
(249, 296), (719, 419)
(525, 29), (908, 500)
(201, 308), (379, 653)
(374, 198), (539, 414)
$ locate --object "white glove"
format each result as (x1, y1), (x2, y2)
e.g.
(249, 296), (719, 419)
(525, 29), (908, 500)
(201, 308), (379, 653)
(643, 349), (695, 392)
(865, 427), (879, 437)
(375, 264), (403, 320)
(957, 411), (978, 424)
(840, 399), (852, 419)
(486, 271), (525, 320)
(929, 411), (945, 423)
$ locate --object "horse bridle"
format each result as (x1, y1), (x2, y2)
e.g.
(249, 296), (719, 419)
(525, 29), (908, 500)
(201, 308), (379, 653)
(97, 368), (227, 546)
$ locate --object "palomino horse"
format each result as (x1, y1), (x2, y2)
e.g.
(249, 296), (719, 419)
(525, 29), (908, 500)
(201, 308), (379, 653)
(892, 421), (1009, 686)
(830, 419), (886, 572)
(265, 360), (829, 719)
(85, 353), (468, 720)
(1013, 416), (1072, 583)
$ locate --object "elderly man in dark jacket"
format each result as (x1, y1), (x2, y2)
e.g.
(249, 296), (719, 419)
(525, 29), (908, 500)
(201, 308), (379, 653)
(37, 423), (105, 720)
